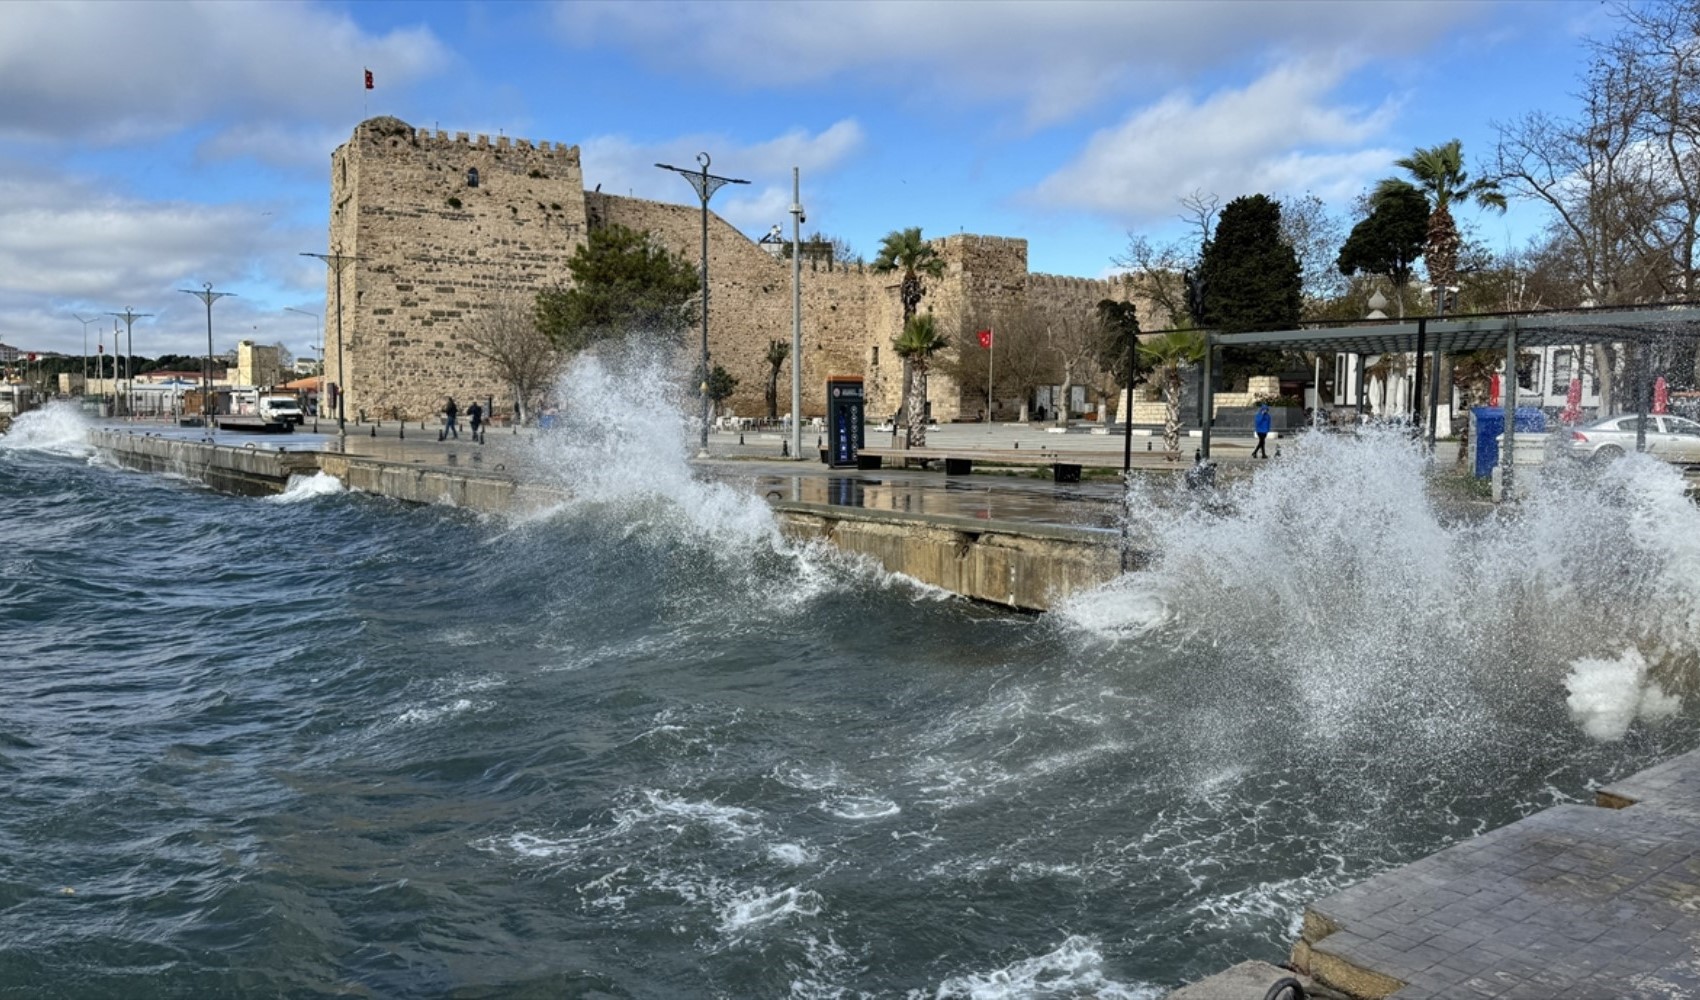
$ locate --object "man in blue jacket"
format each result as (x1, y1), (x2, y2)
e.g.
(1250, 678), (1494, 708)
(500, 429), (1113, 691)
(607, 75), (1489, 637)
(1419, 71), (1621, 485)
(1252, 401), (1271, 458)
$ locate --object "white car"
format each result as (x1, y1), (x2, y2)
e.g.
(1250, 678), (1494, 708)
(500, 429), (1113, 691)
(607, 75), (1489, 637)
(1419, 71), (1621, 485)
(1569, 413), (1700, 464)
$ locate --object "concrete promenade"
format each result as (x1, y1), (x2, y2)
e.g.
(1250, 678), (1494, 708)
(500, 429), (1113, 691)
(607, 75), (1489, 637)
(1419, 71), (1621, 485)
(97, 413), (1262, 530)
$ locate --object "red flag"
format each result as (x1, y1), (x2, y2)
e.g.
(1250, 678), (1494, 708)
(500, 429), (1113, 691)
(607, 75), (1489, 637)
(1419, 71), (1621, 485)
(977, 329), (992, 349)
(364, 68), (374, 90)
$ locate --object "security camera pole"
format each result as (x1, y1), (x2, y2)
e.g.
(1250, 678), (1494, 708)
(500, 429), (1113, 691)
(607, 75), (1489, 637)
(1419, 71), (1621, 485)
(656, 153), (748, 454)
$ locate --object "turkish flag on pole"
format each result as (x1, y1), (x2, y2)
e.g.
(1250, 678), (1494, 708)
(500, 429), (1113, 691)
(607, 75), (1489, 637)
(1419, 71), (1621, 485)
(364, 68), (374, 90)
(977, 329), (992, 349)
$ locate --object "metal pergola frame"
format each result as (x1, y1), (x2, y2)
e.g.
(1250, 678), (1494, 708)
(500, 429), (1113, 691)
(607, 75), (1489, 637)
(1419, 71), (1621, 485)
(1198, 304), (1700, 491)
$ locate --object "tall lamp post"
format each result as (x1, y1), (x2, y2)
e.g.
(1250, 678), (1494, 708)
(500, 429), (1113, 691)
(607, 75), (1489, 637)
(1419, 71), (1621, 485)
(179, 283), (235, 428)
(285, 306), (323, 431)
(301, 248), (363, 441)
(789, 167), (804, 462)
(656, 153), (748, 453)
(107, 308), (153, 419)
(74, 314), (101, 392)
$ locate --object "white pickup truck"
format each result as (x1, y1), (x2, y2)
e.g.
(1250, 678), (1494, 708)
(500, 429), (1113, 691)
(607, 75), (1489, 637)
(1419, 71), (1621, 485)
(258, 396), (304, 426)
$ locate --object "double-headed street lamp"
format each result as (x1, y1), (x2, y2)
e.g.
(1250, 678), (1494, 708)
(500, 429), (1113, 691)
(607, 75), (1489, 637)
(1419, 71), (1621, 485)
(179, 283), (235, 427)
(73, 314), (102, 390)
(301, 249), (364, 441)
(107, 308), (153, 418)
(656, 153), (748, 453)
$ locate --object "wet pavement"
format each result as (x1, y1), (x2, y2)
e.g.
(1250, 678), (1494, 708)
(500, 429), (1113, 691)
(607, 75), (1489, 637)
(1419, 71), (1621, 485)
(97, 416), (1261, 529)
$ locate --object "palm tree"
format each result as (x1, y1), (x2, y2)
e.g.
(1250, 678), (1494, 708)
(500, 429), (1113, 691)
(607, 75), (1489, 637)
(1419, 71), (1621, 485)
(891, 313), (949, 448)
(872, 227), (946, 324)
(1378, 139), (1507, 302)
(873, 228), (946, 442)
(1136, 330), (1205, 460)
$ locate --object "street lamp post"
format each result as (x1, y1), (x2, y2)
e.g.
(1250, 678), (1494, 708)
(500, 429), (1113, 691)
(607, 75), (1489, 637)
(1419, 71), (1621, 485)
(107, 308), (153, 419)
(285, 306), (323, 431)
(179, 283), (235, 428)
(73, 314), (102, 392)
(301, 249), (364, 441)
(656, 153), (748, 453)
(789, 167), (804, 462)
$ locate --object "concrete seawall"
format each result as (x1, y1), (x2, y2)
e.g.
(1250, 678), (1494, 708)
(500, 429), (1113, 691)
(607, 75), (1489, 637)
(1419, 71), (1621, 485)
(88, 430), (1127, 612)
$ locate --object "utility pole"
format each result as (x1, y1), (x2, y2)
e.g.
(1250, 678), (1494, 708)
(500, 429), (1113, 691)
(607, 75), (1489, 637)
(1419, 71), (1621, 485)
(301, 249), (365, 441)
(107, 308), (153, 418)
(656, 153), (748, 454)
(179, 284), (235, 427)
(789, 167), (803, 461)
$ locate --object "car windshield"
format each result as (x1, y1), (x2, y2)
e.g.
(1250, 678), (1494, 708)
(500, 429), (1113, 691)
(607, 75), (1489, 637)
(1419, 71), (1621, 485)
(1665, 417), (1700, 435)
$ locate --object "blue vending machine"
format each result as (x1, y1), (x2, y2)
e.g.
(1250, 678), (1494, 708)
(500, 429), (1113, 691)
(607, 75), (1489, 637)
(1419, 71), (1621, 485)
(825, 377), (865, 467)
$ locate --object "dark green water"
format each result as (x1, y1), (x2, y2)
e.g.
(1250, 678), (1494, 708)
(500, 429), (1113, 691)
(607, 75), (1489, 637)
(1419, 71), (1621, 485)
(5, 402), (1699, 999)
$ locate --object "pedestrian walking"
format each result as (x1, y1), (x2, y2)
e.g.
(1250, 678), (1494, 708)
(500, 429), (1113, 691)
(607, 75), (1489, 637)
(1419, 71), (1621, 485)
(1252, 401), (1271, 459)
(467, 400), (483, 442)
(441, 396), (459, 440)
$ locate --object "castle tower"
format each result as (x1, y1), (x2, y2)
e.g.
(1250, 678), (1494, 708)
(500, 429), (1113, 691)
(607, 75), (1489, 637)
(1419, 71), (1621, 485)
(326, 117), (589, 420)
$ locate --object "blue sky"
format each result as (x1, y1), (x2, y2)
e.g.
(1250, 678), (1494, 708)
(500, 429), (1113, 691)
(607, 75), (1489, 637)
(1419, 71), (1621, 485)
(0, 0), (1613, 362)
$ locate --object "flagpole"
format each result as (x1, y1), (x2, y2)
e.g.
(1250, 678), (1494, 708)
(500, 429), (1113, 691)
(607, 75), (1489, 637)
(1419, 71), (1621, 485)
(987, 327), (995, 434)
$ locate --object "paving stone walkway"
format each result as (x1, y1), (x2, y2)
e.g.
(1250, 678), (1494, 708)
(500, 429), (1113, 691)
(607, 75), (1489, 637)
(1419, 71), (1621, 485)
(1292, 748), (1700, 998)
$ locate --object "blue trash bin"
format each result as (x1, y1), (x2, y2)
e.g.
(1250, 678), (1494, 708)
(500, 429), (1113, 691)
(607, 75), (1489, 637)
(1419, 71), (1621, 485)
(538, 412), (557, 431)
(1472, 407), (1546, 477)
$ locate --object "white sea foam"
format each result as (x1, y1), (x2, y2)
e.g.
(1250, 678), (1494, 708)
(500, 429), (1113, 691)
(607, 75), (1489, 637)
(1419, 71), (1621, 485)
(767, 842), (819, 866)
(394, 697), (477, 726)
(822, 795), (900, 820)
(1565, 646), (1682, 741)
(525, 347), (853, 609)
(715, 885), (823, 940)
(265, 471), (346, 503)
(0, 402), (92, 457)
(1055, 426), (1700, 741)
(919, 935), (1156, 999)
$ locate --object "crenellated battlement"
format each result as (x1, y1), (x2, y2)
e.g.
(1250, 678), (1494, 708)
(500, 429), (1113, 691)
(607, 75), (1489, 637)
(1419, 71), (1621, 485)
(350, 116), (580, 165)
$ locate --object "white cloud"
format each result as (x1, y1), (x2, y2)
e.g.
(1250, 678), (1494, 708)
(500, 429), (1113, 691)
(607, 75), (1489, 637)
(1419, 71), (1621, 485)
(553, 0), (1484, 126)
(0, 168), (320, 358)
(580, 120), (864, 228)
(0, 1), (451, 145)
(1032, 58), (1401, 224)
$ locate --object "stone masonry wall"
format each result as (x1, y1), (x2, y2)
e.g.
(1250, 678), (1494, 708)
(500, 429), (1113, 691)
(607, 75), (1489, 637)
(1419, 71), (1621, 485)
(329, 117), (587, 421)
(330, 117), (1146, 425)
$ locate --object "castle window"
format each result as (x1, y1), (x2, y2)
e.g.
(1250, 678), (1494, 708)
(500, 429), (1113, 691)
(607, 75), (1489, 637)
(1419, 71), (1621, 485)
(871, 346), (879, 366)
(466, 167), (480, 188)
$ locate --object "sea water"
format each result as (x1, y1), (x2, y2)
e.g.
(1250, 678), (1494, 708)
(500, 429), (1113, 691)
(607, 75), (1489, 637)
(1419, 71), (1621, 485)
(5, 361), (1700, 998)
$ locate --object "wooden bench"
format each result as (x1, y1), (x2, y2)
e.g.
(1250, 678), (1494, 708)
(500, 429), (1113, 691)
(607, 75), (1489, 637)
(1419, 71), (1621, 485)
(855, 446), (1100, 483)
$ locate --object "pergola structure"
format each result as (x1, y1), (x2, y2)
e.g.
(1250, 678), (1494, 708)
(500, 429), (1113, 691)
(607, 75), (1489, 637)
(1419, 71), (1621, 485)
(1200, 304), (1700, 491)
(1196, 304), (1700, 493)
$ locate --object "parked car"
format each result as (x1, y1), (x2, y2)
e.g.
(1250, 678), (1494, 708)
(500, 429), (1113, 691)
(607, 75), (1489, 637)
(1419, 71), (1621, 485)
(1568, 413), (1700, 464)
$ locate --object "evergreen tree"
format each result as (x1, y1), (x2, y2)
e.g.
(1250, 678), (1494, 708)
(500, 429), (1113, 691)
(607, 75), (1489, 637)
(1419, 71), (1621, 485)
(1337, 180), (1429, 319)
(1195, 194), (1302, 334)
(534, 224), (699, 353)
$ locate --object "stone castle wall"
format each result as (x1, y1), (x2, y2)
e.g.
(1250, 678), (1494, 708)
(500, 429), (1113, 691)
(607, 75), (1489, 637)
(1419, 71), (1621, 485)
(328, 117), (1140, 424)
(329, 117), (587, 420)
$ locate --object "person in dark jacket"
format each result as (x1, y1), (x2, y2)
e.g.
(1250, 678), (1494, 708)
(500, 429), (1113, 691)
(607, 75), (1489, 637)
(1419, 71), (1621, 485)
(467, 400), (483, 441)
(442, 397), (460, 440)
